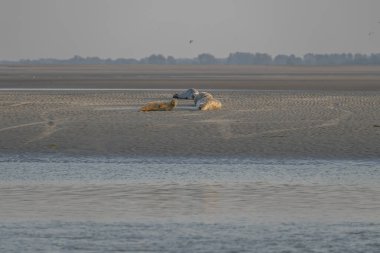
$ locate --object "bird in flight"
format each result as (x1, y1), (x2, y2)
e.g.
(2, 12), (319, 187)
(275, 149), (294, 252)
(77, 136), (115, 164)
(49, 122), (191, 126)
(368, 32), (375, 40)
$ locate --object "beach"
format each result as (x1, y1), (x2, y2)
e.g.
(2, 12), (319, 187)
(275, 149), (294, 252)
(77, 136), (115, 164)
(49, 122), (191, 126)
(1, 65), (380, 252)
(1, 65), (380, 159)
(1, 88), (380, 158)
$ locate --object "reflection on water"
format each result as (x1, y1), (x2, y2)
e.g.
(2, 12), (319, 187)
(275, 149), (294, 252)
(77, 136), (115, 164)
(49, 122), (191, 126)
(0, 155), (379, 252)
(1, 221), (379, 253)
(1, 182), (379, 222)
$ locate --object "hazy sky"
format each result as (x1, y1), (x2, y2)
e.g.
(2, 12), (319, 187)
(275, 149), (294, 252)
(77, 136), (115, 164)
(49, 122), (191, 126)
(1, 0), (379, 60)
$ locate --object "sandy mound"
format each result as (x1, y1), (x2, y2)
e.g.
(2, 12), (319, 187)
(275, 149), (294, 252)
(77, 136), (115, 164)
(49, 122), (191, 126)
(1, 89), (379, 158)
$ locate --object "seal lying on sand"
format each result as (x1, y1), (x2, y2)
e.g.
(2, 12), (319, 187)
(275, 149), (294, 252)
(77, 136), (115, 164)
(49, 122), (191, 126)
(140, 99), (178, 112)
(173, 88), (199, 100)
(196, 97), (222, 111)
(194, 92), (213, 105)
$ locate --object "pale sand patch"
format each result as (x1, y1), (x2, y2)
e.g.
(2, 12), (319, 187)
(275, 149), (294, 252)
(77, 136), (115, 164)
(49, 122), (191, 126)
(8, 102), (32, 107)
(25, 118), (63, 144)
(0, 121), (46, 132)
(174, 105), (199, 111)
(0, 90), (379, 158)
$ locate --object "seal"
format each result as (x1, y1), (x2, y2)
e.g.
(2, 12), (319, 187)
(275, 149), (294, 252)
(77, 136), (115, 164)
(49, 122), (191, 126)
(140, 99), (178, 112)
(196, 97), (222, 111)
(173, 88), (199, 100)
(194, 92), (213, 105)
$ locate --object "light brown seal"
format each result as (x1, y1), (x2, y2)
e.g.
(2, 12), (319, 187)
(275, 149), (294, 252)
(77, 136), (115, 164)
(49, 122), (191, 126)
(197, 97), (222, 111)
(140, 99), (178, 112)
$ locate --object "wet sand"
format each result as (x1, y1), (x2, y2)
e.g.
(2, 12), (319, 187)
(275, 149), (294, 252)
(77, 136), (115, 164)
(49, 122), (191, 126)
(1, 64), (380, 90)
(1, 65), (380, 158)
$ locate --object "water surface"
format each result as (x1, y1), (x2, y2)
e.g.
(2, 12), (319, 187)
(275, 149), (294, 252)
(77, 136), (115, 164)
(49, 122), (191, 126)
(0, 155), (379, 252)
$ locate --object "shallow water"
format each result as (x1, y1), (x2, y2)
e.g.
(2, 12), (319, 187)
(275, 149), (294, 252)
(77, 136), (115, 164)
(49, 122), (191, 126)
(0, 155), (379, 252)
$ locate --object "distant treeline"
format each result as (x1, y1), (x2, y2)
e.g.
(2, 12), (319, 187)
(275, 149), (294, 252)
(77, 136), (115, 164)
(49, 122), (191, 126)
(2, 52), (380, 65)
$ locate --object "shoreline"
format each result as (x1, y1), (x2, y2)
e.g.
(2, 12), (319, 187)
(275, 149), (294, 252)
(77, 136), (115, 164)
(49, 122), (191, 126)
(1, 65), (380, 91)
(1, 151), (380, 162)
